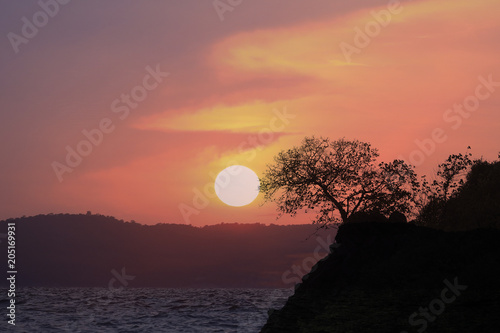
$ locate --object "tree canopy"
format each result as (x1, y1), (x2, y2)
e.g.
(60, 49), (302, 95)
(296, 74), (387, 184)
(417, 154), (500, 231)
(260, 137), (420, 227)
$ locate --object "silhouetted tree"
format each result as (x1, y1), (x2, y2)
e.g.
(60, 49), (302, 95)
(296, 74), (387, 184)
(260, 137), (419, 227)
(417, 148), (475, 228)
(420, 148), (473, 202)
(418, 156), (500, 231)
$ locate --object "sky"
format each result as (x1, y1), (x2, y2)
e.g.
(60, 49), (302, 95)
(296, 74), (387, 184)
(0, 0), (499, 226)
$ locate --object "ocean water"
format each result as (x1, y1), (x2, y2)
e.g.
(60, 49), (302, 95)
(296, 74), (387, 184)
(3, 288), (293, 332)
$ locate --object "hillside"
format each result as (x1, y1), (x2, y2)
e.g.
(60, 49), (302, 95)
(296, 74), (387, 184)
(0, 214), (336, 288)
(261, 222), (500, 332)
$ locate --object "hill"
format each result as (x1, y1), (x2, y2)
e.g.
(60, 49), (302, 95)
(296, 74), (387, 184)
(0, 213), (335, 288)
(261, 222), (500, 332)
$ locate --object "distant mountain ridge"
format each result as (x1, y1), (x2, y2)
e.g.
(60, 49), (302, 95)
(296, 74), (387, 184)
(0, 213), (336, 288)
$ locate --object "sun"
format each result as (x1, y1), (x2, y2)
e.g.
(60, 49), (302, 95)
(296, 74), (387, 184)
(214, 165), (260, 207)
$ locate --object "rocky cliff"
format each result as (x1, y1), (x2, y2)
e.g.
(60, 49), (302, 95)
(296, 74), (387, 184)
(261, 222), (500, 332)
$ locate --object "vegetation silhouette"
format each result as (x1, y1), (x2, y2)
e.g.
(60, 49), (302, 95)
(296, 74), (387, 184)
(260, 137), (420, 227)
(260, 138), (500, 332)
(417, 155), (500, 230)
(261, 136), (500, 232)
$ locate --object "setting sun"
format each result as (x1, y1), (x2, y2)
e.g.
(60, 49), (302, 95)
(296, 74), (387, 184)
(215, 165), (260, 207)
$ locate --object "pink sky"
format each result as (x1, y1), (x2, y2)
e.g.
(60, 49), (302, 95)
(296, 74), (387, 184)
(1, 0), (499, 225)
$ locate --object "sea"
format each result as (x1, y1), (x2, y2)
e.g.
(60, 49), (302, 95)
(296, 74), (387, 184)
(2, 288), (294, 332)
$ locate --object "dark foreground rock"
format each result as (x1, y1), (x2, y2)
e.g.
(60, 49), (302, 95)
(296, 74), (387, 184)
(261, 222), (500, 332)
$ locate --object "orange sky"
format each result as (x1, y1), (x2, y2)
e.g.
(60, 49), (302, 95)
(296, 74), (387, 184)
(1, 0), (499, 225)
